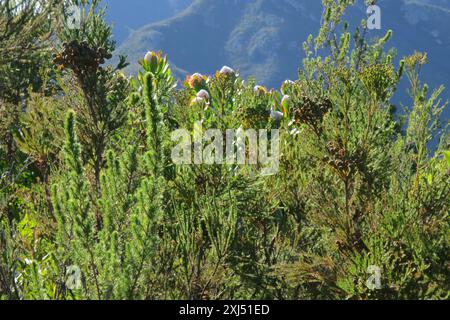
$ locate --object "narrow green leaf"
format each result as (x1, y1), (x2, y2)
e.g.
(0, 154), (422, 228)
(444, 151), (450, 167)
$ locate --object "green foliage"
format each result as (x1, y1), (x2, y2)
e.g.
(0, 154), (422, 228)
(53, 0), (130, 185)
(1, 0), (449, 300)
(444, 151), (450, 167)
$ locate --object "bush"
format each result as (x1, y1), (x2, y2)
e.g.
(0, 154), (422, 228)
(0, 0), (448, 300)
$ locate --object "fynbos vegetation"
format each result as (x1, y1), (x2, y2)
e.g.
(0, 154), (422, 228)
(0, 0), (448, 300)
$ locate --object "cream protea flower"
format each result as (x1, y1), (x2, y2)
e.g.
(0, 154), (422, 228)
(144, 51), (158, 63)
(191, 73), (203, 80)
(219, 66), (236, 77)
(196, 89), (210, 101)
(254, 85), (268, 97)
(270, 110), (284, 121)
(144, 51), (162, 72)
(191, 90), (210, 106)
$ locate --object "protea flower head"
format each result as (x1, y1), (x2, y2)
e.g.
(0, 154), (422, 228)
(187, 73), (206, 90)
(144, 51), (161, 71)
(219, 66), (236, 77)
(254, 85), (268, 97)
(196, 89), (210, 101)
(270, 110), (284, 122)
(144, 51), (158, 63)
(191, 73), (203, 80)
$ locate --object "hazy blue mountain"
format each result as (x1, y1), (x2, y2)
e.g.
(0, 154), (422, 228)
(104, 0), (192, 43)
(114, 0), (322, 84)
(110, 0), (450, 119)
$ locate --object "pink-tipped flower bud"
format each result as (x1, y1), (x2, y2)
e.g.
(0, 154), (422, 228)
(219, 66), (236, 77)
(196, 89), (210, 101)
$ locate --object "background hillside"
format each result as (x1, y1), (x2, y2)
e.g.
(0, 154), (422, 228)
(104, 0), (192, 43)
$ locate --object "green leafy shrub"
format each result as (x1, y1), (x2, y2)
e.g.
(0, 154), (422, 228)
(1, 0), (448, 300)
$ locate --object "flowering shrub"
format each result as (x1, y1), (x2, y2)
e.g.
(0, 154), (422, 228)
(0, 0), (449, 300)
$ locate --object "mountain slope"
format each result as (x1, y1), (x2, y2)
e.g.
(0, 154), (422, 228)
(116, 0), (324, 83)
(104, 0), (192, 43)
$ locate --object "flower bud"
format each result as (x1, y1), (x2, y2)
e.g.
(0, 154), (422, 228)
(144, 51), (159, 71)
(219, 66), (236, 77)
(187, 73), (206, 90)
(196, 89), (210, 101)
(270, 111), (284, 122)
(254, 85), (267, 97)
